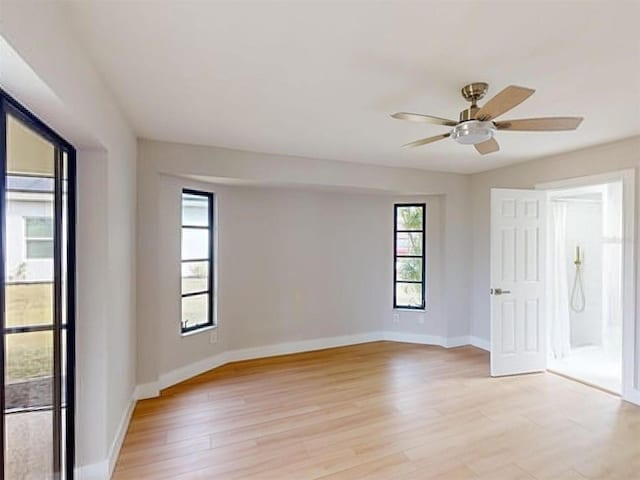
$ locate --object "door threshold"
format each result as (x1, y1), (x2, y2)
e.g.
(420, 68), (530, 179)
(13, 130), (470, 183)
(547, 368), (621, 396)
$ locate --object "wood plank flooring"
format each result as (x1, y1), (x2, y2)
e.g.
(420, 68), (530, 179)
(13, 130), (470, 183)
(113, 342), (640, 479)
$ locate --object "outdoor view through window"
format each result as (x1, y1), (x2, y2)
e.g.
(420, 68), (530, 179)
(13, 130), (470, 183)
(394, 204), (426, 309)
(3, 107), (74, 478)
(180, 190), (214, 333)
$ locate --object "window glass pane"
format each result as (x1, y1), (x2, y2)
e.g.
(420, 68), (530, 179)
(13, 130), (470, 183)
(5, 410), (53, 479)
(5, 282), (53, 328)
(5, 330), (54, 478)
(25, 217), (53, 238)
(26, 240), (54, 259)
(181, 228), (209, 260)
(182, 193), (209, 227)
(6, 114), (55, 283)
(395, 283), (423, 308)
(5, 330), (53, 398)
(396, 206), (423, 231)
(396, 232), (423, 256)
(396, 258), (423, 282)
(181, 294), (209, 330)
(6, 115), (55, 177)
(181, 261), (209, 294)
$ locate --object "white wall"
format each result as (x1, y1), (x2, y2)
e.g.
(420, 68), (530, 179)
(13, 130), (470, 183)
(1, 1), (137, 476)
(137, 139), (472, 388)
(564, 200), (603, 347)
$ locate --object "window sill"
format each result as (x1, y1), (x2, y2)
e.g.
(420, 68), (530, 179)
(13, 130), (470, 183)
(181, 324), (217, 337)
(394, 308), (427, 312)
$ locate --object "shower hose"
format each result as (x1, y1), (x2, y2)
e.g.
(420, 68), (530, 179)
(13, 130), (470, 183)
(570, 248), (586, 313)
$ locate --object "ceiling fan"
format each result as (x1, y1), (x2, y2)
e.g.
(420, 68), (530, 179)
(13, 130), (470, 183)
(391, 82), (583, 155)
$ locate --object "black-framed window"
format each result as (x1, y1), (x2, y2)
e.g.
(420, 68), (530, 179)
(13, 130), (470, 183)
(180, 189), (214, 333)
(393, 203), (426, 309)
(1, 89), (77, 479)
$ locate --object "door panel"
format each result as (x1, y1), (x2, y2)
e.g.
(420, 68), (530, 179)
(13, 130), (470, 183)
(491, 188), (546, 376)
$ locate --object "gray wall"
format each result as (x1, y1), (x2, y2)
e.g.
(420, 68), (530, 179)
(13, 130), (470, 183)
(137, 139), (471, 387)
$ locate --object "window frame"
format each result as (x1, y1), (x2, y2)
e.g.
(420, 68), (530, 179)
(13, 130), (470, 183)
(24, 215), (54, 260)
(1, 87), (77, 478)
(180, 189), (215, 334)
(393, 203), (426, 310)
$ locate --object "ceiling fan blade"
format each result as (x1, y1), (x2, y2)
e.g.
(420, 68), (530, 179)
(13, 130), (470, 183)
(474, 137), (500, 155)
(403, 133), (450, 148)
(391, 112), (458, 127)
(476, 86), (535, 121)
(495, 117), (584, 131)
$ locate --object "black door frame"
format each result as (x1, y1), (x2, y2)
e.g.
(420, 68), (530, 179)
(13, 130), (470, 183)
(0, 89), (76, 479)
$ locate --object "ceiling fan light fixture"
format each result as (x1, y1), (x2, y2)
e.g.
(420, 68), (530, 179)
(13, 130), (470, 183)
(450, 120), (496, 145)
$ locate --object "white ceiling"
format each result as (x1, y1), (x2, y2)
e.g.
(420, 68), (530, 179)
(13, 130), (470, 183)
(62, 1), (640, 174)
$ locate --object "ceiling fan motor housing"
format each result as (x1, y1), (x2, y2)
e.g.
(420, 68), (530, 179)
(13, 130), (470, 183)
(451, 120), (496, 145)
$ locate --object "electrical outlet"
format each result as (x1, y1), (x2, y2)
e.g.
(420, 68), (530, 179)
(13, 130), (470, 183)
(210, 329), (218, 344)
(392, 313), (400, 324)
(417, 314), (425, 325)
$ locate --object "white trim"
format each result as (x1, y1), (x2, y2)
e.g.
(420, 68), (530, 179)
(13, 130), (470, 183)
(536, 168), (638, 406)
(134, 382), (161, 400)
(535, 169), (635, 191)
(144, 332), (485, 395)
(445, 335), (473, 348)
(159, 350), (228, 390)
(75, 461), (108, 480)
(381, 331), (443, 346)
(624, 388), (640, 406)
(159, 331), (385, 390)
(469, 336), (490, 351)
(106, 393), (136, 478)
(75, 389), (136, 480)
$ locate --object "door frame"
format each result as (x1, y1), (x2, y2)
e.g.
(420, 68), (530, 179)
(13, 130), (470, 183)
(536, 169), (638, 405)
(0, 88), (77, 478)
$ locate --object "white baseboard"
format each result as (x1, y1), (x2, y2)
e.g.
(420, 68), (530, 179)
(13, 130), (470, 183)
(159, 351), (228, 390)
(158, 331), (384, 390)
(444, 335), (472, 348)
(75, 461), (108, 480)
(134, 381), (161, 400)
(382, 331), (444, 346)
(107, 391), (136, 478)
(141, 331), (484, 396)
(226, 331), (384, 363)
(623, 387), (640, 406)
(469, 336), (490, 351)
(75, 388), (136, 480)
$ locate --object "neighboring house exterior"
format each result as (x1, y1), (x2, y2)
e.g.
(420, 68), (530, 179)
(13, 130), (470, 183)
(6, 177), (54, 284)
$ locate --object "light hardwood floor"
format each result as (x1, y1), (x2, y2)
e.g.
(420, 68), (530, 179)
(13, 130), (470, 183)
(114, 342), (640, 479)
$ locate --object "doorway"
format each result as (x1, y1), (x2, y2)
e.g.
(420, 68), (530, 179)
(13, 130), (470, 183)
(489, 169), (637, 403)
(1, 91), (76, 479)
(546, 182), (623, 393)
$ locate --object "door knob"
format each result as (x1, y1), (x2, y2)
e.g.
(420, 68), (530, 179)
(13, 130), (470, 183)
(491, 288), (511, 295)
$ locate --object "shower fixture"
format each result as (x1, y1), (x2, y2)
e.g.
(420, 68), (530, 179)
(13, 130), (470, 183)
(570, 245), (586, 313)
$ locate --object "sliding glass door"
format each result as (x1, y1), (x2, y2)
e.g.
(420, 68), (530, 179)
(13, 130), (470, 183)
(0, 91), (75, 479)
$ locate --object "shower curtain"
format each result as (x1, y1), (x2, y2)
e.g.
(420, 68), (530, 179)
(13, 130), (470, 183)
(550, 202), (571, 358)
(602, 182), (623, 354)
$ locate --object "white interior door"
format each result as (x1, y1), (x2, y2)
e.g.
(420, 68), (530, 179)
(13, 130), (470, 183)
(491, 188), (547, 376)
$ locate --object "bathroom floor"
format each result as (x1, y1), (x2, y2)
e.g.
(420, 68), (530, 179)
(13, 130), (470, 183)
(548, 345), (621, 393)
